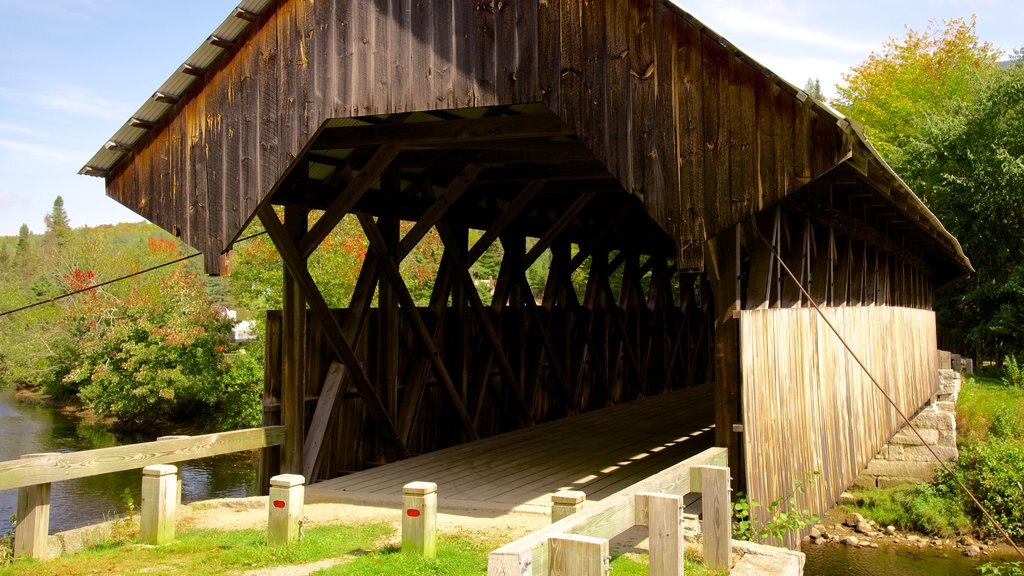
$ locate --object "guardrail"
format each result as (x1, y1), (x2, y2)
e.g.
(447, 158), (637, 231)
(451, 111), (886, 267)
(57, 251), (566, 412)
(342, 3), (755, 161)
(0, 425), (285, 559)
(488, 446), (730, 576)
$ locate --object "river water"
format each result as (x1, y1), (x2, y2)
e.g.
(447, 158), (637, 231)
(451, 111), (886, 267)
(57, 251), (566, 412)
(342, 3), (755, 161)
(0, 388), (259, 534)
(802, 540), (999, 575)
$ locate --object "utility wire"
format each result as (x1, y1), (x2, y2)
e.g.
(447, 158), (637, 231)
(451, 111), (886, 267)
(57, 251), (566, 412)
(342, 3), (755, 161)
(750, 221), (1024, 561)
(0, 231), (267, 319)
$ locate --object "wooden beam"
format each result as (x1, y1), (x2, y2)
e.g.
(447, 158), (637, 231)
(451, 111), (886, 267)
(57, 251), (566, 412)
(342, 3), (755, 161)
(302, 362), (344, 483)
(299, 144), (402, 258)
(708, 225), (742, 487)
(313, 114), (570, 150)
(358, 213), (480, 441)
(523, 193), (596, 269)
(281, 206), (307, 476)
(0, 428), (285, 490)
(396, 164), (485, 260)
(436, 223), (534, 425)
(258, 205), (411, 458)
(467, 180), (546, 266)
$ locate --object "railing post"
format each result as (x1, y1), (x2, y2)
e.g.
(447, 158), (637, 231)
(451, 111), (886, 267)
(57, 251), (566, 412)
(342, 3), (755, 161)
(157, 435), (190, 508)
(549, 534), (609, 576)
(140, 464), (178, 545)
(551, 490), (586, 522)
(14, 452), (58, 560)
(268, 473), (305, 546)
(695, 465), (731, 571)
(402, 481), (437, 559)
(643, 493), (683, 576)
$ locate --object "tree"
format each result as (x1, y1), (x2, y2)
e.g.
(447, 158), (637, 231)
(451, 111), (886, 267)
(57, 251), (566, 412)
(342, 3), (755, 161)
(15, 224), (30, 258)
(803, 77), (823, 101)
(44, 196), (71, 247)
(833, 17), (1001, 170)
(899, 59), (1024, 357)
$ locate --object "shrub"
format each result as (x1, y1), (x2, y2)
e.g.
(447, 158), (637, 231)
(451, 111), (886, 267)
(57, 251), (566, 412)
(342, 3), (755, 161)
(733, 471), (820, 542)
(942, 438), (1024, 538)
(989, 407), (1024, 440)
(854, 483), (970, 537)
(1004, 355), (1024, 388)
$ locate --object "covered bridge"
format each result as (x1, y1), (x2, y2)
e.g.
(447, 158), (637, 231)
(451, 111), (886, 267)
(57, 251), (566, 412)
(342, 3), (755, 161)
(82, 0), (970, 542)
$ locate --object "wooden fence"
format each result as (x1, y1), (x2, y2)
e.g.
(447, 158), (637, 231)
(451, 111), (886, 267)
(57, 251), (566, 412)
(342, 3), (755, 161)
(488, 446), (729, 576)
(740, 306), (937, 547)
(0, 426), (285, 558)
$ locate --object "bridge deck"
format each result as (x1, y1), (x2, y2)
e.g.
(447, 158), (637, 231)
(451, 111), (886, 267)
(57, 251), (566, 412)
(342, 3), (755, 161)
(307, 384), (714, 515)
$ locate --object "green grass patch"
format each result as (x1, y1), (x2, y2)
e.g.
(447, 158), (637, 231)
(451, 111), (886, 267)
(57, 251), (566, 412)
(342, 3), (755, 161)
(847, 483), (971, 537)
(609, 551), (727, 576)
(957, 374), (1024, 442)
(319, 534), (488, 575)
(2, 523), (390, 576)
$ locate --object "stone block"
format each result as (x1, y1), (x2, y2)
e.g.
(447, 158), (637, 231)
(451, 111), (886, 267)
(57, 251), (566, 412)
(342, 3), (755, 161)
(938, 431), (958, 447)
(890, 429), (937, 445)
(912, 411), (955, 431)
(876, 476), (927, 489)
(901, 445), (959, 463)
(863, 461), (938, 480)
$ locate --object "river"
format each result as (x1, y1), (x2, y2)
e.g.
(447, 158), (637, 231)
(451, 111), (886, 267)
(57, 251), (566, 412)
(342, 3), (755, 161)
(802, 540), (1001, 575)
(0, 388), (259, 535)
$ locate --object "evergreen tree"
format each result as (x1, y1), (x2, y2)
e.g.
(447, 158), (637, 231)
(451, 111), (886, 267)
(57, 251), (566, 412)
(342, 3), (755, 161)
(15, 224), (30, 258)
(44, 195), (71, 246)
(803, 77), (824, 101)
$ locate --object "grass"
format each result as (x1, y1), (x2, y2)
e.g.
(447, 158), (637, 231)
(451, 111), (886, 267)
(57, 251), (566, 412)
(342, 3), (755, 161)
(0, 523), (391, 576)
(848, 483), (970, 537)
(957, 374), (1024, 442)
(1, 522), (729, 576)
(609, 551), (728, 576)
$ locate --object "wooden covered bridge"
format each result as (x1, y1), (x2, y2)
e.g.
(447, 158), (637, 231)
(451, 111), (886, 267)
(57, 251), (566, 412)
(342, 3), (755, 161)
(82, 0), (970, 541)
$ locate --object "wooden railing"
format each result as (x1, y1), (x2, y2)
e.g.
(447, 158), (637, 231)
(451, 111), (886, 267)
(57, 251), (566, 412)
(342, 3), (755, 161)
(488, 446), (730, 576)
(0, 425), (285, 559)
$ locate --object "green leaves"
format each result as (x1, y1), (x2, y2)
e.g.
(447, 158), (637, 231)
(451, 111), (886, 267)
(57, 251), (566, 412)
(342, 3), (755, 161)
(732, 471), (821, 542)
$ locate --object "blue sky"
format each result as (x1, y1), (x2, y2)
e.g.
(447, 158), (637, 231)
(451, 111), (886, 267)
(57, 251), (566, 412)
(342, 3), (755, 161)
(0, 0), (1019, 237)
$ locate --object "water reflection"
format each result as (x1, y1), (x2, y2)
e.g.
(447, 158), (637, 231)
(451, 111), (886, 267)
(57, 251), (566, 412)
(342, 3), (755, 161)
(0, 389), (257, 534)
(803, 541), (990, 576)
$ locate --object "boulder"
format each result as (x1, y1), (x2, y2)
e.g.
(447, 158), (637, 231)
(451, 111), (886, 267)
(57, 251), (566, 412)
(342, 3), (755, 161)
(845, 513), (865, 528)
(842, 536), (860, 547)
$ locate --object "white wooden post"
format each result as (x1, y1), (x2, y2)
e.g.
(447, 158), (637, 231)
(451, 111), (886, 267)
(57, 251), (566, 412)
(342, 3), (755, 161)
(14, 452), (58, 560)
(157, 435), (190, 508)
(402, 481), (437, 558)
(551, 490), (586, 522)
(695, 465), (731, 571)
(644, 493), (683, 576)
(549, 533), (609, 576)
(140, 464), (177, 545)
(268, 473), (305, 546)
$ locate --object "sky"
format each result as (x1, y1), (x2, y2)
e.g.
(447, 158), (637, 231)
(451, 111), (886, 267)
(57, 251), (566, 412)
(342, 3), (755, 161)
(0, 0), (1019, 237)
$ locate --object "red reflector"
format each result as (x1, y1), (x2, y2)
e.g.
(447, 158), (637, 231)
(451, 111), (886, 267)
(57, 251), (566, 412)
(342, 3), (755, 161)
(273, 500), (286, 508)
(406, 509), (421, 517)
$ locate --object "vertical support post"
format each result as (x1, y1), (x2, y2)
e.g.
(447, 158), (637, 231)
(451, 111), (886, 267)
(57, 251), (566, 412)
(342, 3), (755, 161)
(140, 464), (177, 545)
(646, 493), (683, 576)
(268, 473), (305, 546)
(551, 490), (586, 522)
(549, 534), (609, 576)
(157, 435), (190, 507)
(281, 205), (308, 475)
(14, 452), (57, 560)
(402, 481), (437, 558)
(696, 465), (732, 571)
(707, 225), (743, 490)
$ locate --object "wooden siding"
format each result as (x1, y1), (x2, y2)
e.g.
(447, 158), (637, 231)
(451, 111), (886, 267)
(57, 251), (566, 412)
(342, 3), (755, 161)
(106, 0), (850, 273)
(740, 306), (937, 547)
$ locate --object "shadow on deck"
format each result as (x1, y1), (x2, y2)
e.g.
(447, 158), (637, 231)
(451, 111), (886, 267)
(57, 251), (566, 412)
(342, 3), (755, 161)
(306, 384), (714, 517)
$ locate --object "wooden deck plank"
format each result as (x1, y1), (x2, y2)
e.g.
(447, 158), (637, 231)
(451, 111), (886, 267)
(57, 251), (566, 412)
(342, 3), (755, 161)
(307, 385), (713, 513)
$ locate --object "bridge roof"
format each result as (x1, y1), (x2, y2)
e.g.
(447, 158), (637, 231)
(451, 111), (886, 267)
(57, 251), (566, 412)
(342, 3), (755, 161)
(81, 0), (970, 282)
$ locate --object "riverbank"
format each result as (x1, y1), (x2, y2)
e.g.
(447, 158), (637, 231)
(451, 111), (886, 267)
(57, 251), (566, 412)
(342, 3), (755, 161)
(10, 384), (115, 427)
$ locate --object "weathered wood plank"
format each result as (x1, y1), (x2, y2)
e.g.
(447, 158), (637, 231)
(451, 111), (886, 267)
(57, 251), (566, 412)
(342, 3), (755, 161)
(487, 446), (727, 576)
(0, 427), (285, 491)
